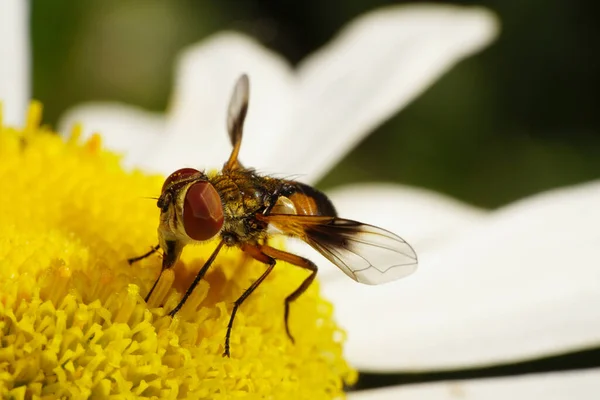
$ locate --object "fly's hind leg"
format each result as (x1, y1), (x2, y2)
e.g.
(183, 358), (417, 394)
(260, 246), (317, 343)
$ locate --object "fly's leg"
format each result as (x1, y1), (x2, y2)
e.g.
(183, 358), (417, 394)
(144, 239), (185, 302)
(260, 245), (317, 343)
(168, 240), (225, 316)
(128, 244), (160, 265)
(127, 244), (165, 303)
(223, 244), (276, 357)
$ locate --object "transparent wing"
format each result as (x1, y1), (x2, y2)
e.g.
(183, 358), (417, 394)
(224, 74), (250, 170)
(226, 74), (250, 146)
(261, 215), (418, 285)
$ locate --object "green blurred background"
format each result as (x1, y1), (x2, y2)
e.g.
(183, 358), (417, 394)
(31, 0), (600, 208)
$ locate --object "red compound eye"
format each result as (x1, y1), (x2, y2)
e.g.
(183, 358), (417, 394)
(183, 181), (224, 241)
(162, 168), (201, 192)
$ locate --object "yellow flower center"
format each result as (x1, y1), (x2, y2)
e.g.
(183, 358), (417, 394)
(0, 102), (357, 399)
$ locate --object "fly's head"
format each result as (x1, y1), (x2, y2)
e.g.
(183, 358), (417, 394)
(157, 168), (224, 247)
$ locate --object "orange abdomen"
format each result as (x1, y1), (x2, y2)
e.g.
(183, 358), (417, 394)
(286, 182), (337, 217)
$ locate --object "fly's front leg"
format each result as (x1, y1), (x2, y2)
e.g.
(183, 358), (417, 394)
(128, 244), (160, 265)
(168, 240), (225, 316)
(145, 240), (182, 302)
(127, 243), (175, 303)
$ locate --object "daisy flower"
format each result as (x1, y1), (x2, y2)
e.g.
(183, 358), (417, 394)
(2, 1), (599, 398)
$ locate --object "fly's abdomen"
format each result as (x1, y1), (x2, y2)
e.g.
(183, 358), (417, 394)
(285, 182), (337, 217)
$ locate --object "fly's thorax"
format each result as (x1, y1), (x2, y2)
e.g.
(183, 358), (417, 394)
(211, 170), (273, 219)
(211, 175), (245, 220)
(210, 170), (276, 244)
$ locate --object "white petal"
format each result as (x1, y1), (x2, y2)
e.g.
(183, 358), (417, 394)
(278, 5), (499, 184)
(159, 32), (295, 175)
(348, 369), (600, 400)
(58, 103), (166, 171)
(0, 0), (29, 126)
(310, 183), (485, 284)
(323, 180), (600, 371)
(328, 183), (485, 250)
